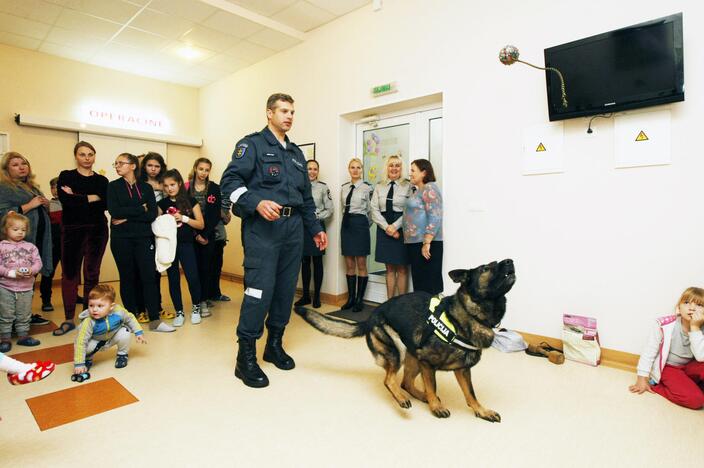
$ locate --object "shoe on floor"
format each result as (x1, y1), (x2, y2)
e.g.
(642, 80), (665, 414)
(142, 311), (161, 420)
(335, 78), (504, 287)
(115, 354), (129, 369)
(160, 309), (175, 319)
(136, 312), (149, 324)
(41, 303), (54, 312)
(173, 311), (185, 327)
(215, 294), (231, 302)
(17, 336), (41, 347)
(199, 302), (211, 318)
(149, 321), (176, 333)
(0, 341), (11, 352)
(191, 304), (202, 324)
(7, 361), (55, 385)
(30, 314), (50, 326)
(206, 300), (215, 309)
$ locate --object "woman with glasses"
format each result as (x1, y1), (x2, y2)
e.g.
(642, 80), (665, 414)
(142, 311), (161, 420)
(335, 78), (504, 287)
(51, 141), (109, 336)
(107, 153), (175, 333)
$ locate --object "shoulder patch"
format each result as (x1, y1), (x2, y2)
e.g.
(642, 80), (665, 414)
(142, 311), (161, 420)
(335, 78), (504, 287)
(326, 188), (332, 200)
(235, 143), (248, 159)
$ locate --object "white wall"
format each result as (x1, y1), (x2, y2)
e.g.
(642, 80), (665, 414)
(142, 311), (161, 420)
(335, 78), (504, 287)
(200, 0), (704, 353)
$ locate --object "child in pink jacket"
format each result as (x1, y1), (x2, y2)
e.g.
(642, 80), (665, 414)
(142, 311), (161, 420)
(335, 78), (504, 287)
(0, 212), (43, 352)
(630, 287), (704, 409)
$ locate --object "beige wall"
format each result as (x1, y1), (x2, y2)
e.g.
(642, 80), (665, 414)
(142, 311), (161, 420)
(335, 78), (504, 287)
(0, 44), (201, 281)
(200, 0), (704, 354)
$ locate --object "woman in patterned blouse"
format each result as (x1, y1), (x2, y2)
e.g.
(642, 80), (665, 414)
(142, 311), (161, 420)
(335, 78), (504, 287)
(402, 159), (443, 295)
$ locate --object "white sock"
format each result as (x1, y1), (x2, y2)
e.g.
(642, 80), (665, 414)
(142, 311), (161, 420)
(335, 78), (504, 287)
(0, 353), (34, 375)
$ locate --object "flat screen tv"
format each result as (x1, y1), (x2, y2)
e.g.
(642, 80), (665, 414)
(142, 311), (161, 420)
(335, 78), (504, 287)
(544, 13), (684, 121)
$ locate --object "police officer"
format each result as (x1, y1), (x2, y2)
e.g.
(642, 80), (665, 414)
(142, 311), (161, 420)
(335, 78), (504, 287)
(340, 158), (373, 312)
(294, 159), (333, 309)
(370, 154), (411, 299)
(220, 93), (327, 388)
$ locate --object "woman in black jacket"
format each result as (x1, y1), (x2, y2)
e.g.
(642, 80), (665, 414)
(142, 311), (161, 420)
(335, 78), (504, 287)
(107, 153), (175, 333)
(187, 158), (221, 316)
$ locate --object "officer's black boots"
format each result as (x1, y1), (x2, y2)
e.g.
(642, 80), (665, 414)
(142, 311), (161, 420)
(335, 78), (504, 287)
(294, 293), (311, 307)
(312, 292), (321, 309)
(235, 338), (269, 388)
(263, 327), (295, 370)
(341, 274), (357, 309)
(353, 276), (369, 312)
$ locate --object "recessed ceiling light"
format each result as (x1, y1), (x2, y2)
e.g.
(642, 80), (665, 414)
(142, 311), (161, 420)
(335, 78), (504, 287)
(177, 45), (202, 60)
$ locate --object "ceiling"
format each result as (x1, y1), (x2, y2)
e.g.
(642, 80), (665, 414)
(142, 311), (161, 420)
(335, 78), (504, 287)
(0, 0), (369, 87)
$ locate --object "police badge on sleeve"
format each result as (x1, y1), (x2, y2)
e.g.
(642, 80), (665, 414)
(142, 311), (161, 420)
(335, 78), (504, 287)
(235, 143), (248, 159)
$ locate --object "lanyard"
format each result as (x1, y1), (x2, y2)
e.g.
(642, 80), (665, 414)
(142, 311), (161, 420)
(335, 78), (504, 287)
(125, 180), (142, 200)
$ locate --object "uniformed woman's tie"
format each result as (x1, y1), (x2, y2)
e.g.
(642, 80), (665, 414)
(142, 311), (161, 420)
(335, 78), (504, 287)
(386, 181), (395, 213)
(343, 184), (355, 227)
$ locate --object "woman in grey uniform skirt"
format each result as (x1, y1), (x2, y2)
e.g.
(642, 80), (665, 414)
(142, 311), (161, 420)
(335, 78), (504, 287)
(371, 155), (411, 299)
(295, 160), (333, 308)
(340, 158), (373, 312)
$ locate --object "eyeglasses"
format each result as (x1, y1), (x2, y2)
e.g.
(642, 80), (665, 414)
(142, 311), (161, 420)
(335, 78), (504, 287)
(112, 161), (133, 168)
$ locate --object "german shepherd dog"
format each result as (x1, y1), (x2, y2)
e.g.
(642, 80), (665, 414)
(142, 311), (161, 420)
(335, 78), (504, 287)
(294, 259), (516, 421)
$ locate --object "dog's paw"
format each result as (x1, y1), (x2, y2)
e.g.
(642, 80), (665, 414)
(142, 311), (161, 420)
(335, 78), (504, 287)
(431, 406), (451, 418)
(475, 408), (501, 423)
(398, 398), (412, 409)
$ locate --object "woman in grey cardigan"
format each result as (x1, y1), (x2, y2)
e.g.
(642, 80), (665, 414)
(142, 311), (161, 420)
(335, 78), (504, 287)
(0, 152), (53, 325)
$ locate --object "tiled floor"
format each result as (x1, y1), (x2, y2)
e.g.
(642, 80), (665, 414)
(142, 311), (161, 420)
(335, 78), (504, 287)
(0, 277), (700, 467)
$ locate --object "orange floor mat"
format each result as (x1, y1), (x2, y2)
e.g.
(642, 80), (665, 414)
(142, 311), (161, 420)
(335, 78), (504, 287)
(9, 343), (74, 365)
(26, 378), (138, 431)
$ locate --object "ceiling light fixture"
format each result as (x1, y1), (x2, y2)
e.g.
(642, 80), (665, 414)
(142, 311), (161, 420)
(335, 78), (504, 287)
(177, 45), (202, 60)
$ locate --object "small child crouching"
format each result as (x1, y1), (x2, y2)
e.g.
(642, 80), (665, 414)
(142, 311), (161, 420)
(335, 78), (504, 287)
(74, 284), (147, 376)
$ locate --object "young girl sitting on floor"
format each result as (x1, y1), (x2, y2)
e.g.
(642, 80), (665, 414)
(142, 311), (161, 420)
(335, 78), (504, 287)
(629, 287), (704, 409)
(0, 212), (43, 352)
(157, 170), (204, 327)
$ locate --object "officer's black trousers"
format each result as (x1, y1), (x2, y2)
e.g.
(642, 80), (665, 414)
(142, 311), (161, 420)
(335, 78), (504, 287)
(237, 214), (304, 340)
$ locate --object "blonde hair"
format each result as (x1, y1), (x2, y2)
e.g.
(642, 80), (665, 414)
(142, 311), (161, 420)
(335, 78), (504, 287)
(88, 284), (116, 303)
(0, 152), (40, 191)
(0, 212), (30, 240)
(347, 157), (362, 169)
(677, 287), (704, 308)
(383, 154), (403, 183)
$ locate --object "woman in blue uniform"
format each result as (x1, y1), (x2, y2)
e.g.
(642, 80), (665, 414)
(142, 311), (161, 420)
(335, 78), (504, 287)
(371, 155), (411, 299)
(340, 158), (373, 312)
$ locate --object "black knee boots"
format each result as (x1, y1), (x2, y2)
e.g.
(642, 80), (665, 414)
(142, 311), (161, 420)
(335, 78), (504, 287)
(341, 274), (356, 310)
(353, 276), (369, 312)
(263, 326), (295, 370)
(235, 338), (269, 388)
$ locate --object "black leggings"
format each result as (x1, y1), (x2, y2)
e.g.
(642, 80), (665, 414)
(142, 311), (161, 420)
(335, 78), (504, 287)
(111, 236), (160, 321)
(407, 241), (444, 295)
(300, 256), (323, 296)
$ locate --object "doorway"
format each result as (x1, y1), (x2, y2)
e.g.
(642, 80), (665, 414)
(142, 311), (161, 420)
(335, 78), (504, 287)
(355, 108), (442, 303)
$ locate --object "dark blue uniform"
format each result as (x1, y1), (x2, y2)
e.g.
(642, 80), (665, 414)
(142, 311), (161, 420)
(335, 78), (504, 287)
(221, 127), (322, 340)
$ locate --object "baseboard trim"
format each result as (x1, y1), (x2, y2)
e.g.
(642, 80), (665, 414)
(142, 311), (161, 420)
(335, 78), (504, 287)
(518, 331), (638, 373)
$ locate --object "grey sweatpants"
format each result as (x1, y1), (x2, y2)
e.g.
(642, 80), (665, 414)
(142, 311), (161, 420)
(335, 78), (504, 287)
(0, 287), (34, 338)
(87, 327), (132, 357)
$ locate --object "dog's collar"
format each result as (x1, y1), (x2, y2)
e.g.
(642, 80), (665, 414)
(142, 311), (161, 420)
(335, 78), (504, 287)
(424, 295), (479, 351)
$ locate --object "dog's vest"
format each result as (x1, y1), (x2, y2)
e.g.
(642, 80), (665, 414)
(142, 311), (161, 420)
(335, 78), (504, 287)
(423, 295), (479, 351)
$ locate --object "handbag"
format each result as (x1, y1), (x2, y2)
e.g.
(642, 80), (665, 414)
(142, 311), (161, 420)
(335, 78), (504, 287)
(562, 314), (601, 366)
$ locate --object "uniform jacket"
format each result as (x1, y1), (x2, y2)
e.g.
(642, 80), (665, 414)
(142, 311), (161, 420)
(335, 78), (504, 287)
(220, 126), (322, 237)
(310, 180), (334, 223)
(371, 179), (412, 230)
(74, 304), (143, 366)
(340, 180), (373, 217)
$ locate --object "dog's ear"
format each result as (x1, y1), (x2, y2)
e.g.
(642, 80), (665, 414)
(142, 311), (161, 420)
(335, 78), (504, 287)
(449, 269), (469, 283)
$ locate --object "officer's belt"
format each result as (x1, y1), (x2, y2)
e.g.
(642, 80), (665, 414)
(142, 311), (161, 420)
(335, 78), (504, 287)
(421, 295), (479, 351)
(280, 206), (298, 217)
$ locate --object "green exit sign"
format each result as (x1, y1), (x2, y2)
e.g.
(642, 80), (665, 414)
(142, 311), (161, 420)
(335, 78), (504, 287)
(371, 82), (397, 97)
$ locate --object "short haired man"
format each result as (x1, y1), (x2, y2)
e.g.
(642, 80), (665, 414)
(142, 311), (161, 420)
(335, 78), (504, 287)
(221, 93), (328, 388)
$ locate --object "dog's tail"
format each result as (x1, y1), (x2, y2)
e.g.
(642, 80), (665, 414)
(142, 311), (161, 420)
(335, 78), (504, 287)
(294, 306), (368, 338)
